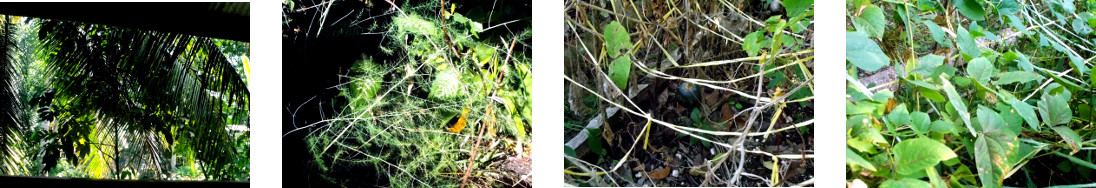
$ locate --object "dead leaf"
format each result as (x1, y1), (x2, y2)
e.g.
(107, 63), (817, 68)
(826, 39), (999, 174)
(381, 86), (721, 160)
(703, 89), (720, 107)
(650, 146), (665, 153)
(648, 167), (672, 179)
(884, 98), (898, 114)
(719, 103), (734, 123)
(602, 123), (616, 145)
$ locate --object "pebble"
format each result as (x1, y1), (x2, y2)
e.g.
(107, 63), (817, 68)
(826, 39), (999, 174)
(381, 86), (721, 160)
(672, 169), (680, 177)
(635, 172), (642, 178)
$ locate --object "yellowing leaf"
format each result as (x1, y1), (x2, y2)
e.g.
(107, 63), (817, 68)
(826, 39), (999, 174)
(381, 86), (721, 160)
(448, 108), (470, 133)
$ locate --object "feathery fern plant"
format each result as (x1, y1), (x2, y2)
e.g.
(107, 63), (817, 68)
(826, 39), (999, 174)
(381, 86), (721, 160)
(298, 1), (532, 187)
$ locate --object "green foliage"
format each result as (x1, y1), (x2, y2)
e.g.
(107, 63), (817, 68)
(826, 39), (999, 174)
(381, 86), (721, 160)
(852, 5), (886, 38)
(846, 32), (889, 72)
(0, 15), (250, 180)
(847, 0), (1096, 187)
(954, 0), (987, 21)
(303, 2), (532, 187)
(893, 138), (957, 175)
(603, 21), (631, 90)
(782, 0), (812, 17)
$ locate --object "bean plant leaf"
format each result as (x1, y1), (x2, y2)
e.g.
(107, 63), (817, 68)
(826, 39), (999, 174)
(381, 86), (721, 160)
(608, 57), (631, 90)
(744, 31), (764, 57)
(912, 54), (944, 75)
(954, 0), (986, 21)
(782, 0), (812, 18)
(974, 104), (1019, 188)
(893, 138), (958, 175)
(1004, 99), (1039, 130)
(996, 0), (1021, 15)
(923, 20), (953, 48)
(1050, 126), (1083, 155)
(847, 32), (890, 72)
(887, 103), (910, 126)
(919, 86), (946, 102)
(847, 147), (877, 171)
(910, 112), (931, 135)
(957, 26), (981, 60)
(977, 106), (1005, 133)
(966, 57), (996, 84)
(1009, 51), (1034, 72)
(880, 178), (932, 188)
(853, 5), (887, 38)
(1072, 18), (1094, 35)
(941, 76), (974, 136)
(603, 21), (631, 58)
(587, 128), (606, 156)
(1037, 92), (1071, 126)
(996, 71), (1043, 85)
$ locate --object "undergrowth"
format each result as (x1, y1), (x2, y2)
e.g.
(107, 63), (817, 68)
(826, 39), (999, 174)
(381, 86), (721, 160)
(846, 0), (1096, 187)
(286, 1), (532, 187)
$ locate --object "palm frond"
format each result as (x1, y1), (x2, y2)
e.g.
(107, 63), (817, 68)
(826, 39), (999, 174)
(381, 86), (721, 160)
(34, 18), (248, 180)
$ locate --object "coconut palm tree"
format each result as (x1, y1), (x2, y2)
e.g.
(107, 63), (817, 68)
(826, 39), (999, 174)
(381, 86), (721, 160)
(0, 15), (249, 181)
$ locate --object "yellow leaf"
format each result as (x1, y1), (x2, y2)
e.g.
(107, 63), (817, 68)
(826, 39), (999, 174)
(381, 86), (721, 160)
(448, 108), (470, 133)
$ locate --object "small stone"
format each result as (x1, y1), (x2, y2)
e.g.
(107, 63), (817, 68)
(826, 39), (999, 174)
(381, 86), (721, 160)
(635, 172), (642, 178)
(671, 169), (680, 177)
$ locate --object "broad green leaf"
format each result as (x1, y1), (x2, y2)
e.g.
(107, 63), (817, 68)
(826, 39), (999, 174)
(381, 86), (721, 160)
(956, 26), (981, 60)
(744, 31), (764, 57)
(975, 134), (1018, 188)
(847, 101), (876, 115)
(853, 5), (887, 38)
(996, 71), (1043, 85)
(923, 20), (953, 48)
(930, 120), (957, 134)
(966, 57), (996, 84)
(1011, 51), (1034, 72)
(1005, 14), (1028, 35)
(1037, 92), (1072, 126)
(974, 104), (1020, 188)
(846, 32), (890, 72)
(1073, 18), (1094, 35)
(926, 167), (949, 188)
(910, 112), (931, 135)
(881, 178), (932, 188)
(608, 57), (631, 90)
(586, 128), (606, 156)
(918, 0), (939, 11)
(887, 104), (910, 126)
(565, 146), (577, 158)
(603, 21), (631, 58)
(996, 0), (1020, 15)
(782, 0), (812, 18)
(912, 54), (945, 75)
(1004, 99), (1039, 130)
(941, 77), (975, 136)
(1051, 126), (1083, 155)
(954, 0), (986, 21)
(847, 147), (877, 171)
(893, 138), (958, 175)
(907, 80), (938, 90)
(977, 105), (1005, 133)
(918, 86), (946, 102)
